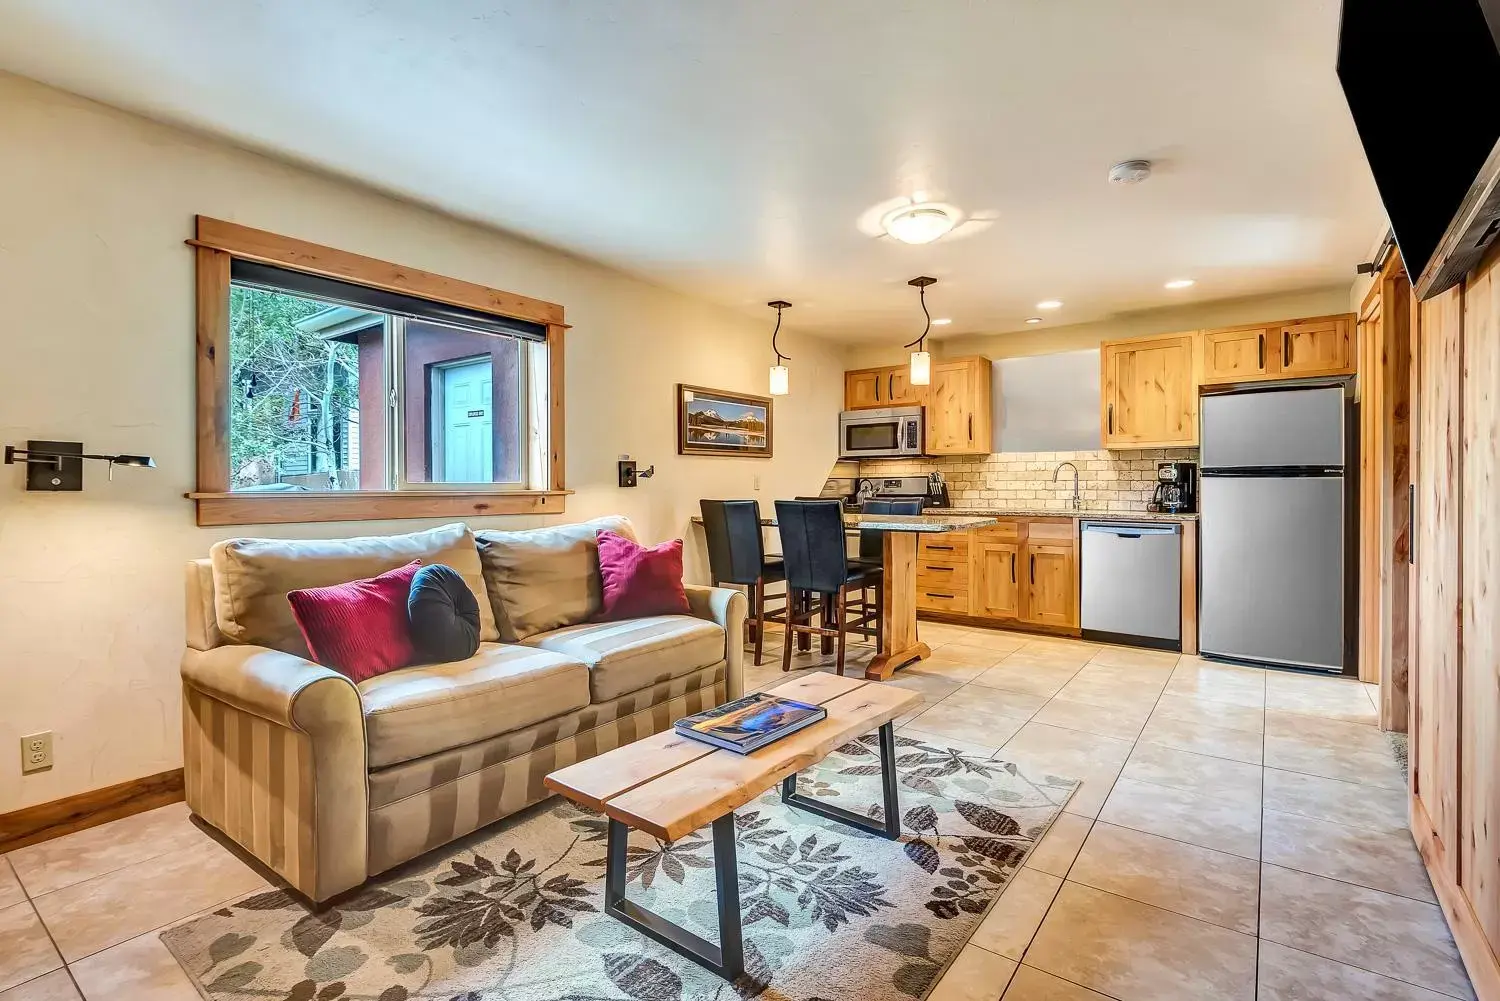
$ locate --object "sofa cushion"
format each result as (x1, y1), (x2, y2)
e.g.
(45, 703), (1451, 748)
(359, 643), (589, 769)
(524, 615), (725, 702)
(596, 531), (691, 621)
(288, 561), (421, 682)
(211, 522), (496, 656)
(475, 516), (636, 641)
(407, 564), (482, 664)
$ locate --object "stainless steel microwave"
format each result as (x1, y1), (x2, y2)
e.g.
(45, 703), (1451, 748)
(839, 406), (925, 459)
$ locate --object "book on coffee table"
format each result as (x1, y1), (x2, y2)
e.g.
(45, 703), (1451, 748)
(675, 692), (828, 754)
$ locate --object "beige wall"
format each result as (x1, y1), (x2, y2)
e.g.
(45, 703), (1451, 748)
(846, 285), (1355, 367)
(0, 73), (848, 809)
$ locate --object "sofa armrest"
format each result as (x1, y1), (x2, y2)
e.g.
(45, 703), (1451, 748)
(684, 585), (747, 700)
(180, 645), (368, 903)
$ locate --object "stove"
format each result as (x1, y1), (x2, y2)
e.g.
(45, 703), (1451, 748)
(854, 474), (950, 509)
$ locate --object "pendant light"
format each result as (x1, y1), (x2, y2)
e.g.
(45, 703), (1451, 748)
(904, 276), (937, 386)
(767, 300), (792, 396)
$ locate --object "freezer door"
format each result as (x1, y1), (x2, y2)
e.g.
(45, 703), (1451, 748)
(1080, 524), (1181, 641)
(1199, 475), (1345, 671)
(1200, 387), (1345, 469)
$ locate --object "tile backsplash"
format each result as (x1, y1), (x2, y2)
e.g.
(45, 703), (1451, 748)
(859, 448), (1199, 513)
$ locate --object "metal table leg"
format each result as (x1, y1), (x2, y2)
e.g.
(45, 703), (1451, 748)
(604, 813), (744, 981)
(780, 721), (901, 839)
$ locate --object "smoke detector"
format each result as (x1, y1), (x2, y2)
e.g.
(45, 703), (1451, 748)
(1108, 160), (1153, 185)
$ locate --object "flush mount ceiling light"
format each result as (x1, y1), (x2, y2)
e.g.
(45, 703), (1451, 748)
(766, 300), (791, 396)
(1024, 317), (1044, 324)
(1036, 300), (1063, 310)
(1164, 278), (1196, 289)
(931, 318), (952, 326)
(881, 203), (960, 245)
(1108, 159), (1153, 185)
(904, 276), (938, 385)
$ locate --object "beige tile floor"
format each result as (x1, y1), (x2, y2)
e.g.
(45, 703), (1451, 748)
(0, 623), (1470, 1001)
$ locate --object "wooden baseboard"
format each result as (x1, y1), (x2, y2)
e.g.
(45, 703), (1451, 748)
(0, 769), (185, 854)
(917, 610), (1082, 639)
(1413, 794), (1500, 1001)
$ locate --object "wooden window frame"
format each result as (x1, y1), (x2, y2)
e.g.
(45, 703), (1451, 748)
(189, 216), (568, 526)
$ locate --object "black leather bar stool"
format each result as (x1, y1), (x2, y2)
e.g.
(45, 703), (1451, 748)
(699, 499), (787, 666)
(774, 499), (883, 675)
(849, 498), (921, 627)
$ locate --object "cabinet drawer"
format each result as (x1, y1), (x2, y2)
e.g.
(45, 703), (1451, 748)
(918, 564), (970, 590)
(917, 589), (970, 614)
(919, 534), (970, 558)
(1026, 520), (1077, 544)
(973, 520), (1021, 542)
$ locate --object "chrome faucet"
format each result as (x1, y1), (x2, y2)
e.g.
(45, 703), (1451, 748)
(1053, 461), (1081, 510)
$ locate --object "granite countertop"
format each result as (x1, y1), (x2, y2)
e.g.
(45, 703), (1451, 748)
(941, 507), (1198, 523)
(690, 513), (998, 533)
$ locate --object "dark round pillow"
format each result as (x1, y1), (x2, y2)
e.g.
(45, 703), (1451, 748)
(407, 564), (481, 664)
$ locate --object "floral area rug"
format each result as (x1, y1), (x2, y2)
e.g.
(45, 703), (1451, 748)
(161, 732), (1077, 1001)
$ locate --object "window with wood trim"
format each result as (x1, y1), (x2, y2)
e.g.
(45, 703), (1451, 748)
(192, 217), (567, 527)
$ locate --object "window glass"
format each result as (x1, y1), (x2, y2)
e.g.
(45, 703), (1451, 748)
(402, 320), (524, 484)
(228, 285), (386, 491)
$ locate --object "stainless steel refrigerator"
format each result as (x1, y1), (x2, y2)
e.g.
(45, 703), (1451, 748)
(1198, 383), (1355, 674)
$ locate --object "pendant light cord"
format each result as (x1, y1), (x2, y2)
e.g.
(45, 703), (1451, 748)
(904, 284), (931, 349)
(772, 304), (790, 365)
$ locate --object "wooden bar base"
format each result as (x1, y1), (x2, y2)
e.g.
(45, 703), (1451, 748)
(865, 531), (929, 680)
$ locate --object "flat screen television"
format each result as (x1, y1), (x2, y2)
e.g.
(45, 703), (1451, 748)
(1338, 0), (1500, 298)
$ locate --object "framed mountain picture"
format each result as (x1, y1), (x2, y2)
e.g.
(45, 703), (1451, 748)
(676, 384), (773, 457)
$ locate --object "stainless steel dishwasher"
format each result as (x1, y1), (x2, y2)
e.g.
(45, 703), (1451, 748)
(1080, 521), (1182, 649)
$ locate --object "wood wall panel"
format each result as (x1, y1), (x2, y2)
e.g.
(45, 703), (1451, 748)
(1414, 285), (1464, 880)
(1460, 255), (1500, 956)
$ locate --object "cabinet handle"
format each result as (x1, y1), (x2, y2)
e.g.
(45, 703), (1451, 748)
(968, 414), (974, 440)
(1010, 553), (1016, 583)
(1258, 332), (1265, 370)
(927, 545), (954, 551)
(1409, 484), (1417, 566)
(1283, 330), (1292, 366)
(1107, 403), (1114, 435)
(888, 373), (894, 399)
(1030, 554), (1036, 584)
(875, 376), (881, 401)
(926, 592), (955, 600)
(924, 565), (953, 572)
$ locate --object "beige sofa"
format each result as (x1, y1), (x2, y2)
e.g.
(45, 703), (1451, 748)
(181, 517), (745, 903)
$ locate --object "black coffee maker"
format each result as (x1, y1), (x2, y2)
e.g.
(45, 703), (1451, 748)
(1149, 461), (1197, 514)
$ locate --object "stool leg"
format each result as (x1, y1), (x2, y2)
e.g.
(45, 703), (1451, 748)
(820, 592), (833, 656)
(875, 577), (884, 651)
(752, 577), (765, 667)
(781, 588), (796, 672)
(797, 591), (811, 652)
(835, 588), (848, 676)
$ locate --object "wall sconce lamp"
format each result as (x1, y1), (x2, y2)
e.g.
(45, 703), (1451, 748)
(5, 440), (156, 490)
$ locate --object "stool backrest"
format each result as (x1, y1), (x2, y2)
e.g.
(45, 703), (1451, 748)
(699, 499), (766, 585)
(860, 499), (923, 561)
(775, 499), (849, 594)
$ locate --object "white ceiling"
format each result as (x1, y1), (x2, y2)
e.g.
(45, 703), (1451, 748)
(0, 0), (1385, 342)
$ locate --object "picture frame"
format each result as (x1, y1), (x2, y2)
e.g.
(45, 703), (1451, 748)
(676, 384), (773, 458)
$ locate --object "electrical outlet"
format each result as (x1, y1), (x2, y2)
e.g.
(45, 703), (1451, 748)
(21, 731), (52, 774)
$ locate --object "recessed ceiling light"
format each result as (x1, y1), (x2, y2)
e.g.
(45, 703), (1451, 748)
(881, 203), (960, 245)
(931, 318), (952, 326)
(1025, 317), (1044, 324)
(1164, 278), (1196, 289)
(1036, 300), (1063, 310)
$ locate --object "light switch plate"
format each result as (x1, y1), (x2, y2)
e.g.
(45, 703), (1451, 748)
(21, 731), (52, 774)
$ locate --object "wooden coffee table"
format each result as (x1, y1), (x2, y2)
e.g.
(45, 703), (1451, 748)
(544, 673), (920, 981)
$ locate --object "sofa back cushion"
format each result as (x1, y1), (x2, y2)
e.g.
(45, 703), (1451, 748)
(211, 522), (496, 656)
(475, 516), (636, 641)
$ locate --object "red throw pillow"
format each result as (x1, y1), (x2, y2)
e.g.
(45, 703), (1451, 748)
(287, 561), (422, 682)
(596, 530), (691, 621)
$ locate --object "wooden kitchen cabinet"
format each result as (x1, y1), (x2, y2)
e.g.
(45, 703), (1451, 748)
(1100, 333), (1198, 448)
(974, 542), (1020, 619)
(843, 365), (926, 410)
(1198, 314), (1356, 386)
(926, 356), (993, 455)
(1280, 317), (1354, 377)
(1201, 324), (1275, 382)
(1023, 544), (1076, 628)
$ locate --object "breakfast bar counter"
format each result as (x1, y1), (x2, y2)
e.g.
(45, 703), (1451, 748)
(692, 511), (997, 680)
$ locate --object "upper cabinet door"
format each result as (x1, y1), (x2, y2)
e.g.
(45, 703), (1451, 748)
(1201, 325), (1274, 384)
(926, 357), (994, 455)
(844, 369), (884, 409)
(1280, 319), (1354, 377)
(885, 366), (926, 407)
(1101, 333), (1198, 448)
